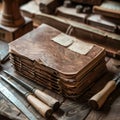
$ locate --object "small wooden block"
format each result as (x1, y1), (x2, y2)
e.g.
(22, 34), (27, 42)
(39, 0), (63, 14)
(0, 17), (33, 42)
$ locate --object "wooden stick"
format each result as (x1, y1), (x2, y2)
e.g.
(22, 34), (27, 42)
(33, 89), (60, 110)
(26, 94), (53, 118)
(89, 80), (116, 110)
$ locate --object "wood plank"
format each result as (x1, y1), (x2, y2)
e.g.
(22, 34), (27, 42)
(54, 98), (90, 120)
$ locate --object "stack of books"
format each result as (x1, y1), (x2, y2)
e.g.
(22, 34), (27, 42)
(9, 24), (106, 98)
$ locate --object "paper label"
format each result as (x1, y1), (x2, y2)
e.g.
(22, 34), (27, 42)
(52, 33), (93, 55)
(68, 39), (93, 55)
(52, 33), (74, 47)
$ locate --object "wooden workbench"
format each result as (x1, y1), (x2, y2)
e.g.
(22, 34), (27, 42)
(0, 41), (120, 120)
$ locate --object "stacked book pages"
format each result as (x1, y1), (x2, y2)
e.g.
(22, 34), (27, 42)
(9, 24), (106, 98)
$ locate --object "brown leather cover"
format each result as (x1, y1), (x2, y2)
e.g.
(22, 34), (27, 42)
(9, 24), (105, 77)
(9, 24), (106, 98)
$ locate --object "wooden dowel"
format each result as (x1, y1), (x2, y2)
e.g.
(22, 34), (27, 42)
(34, 89), (60, 110)
(89, 80), (116, 110)
(26, 94), (53, 118)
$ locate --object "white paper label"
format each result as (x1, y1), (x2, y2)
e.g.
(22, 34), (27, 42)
(52, 33), (93, 55)
(52, 33), (74, 47)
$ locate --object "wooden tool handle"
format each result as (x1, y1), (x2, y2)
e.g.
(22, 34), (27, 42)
(34, 89), (60, 110)
(26, 94), (52, 118)
(89, 80), (116, 110)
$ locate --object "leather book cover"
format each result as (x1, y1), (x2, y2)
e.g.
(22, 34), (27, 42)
(9, 24), (105, 78)
(9, 24), (106, 97)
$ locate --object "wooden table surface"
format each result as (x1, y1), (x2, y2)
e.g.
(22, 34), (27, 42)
(0, 41), (120, 120)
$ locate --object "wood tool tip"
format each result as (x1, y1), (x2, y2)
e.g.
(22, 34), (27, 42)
(88, 100), (99, 110)
(45, 109), (53, 118)
(53, 102), (60, 111)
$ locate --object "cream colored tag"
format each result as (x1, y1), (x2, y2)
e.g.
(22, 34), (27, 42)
(68, 39), (93, 55)
(52, 33), (74, 47)
(52, 33), (93, 55)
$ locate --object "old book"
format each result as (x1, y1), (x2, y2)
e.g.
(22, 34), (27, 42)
(9, 24), (106, 98)
(93, 0), (120, 19)
(86, 14), (117, 33)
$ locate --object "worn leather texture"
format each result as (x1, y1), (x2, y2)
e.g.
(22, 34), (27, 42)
(9, 24), (106, 98)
